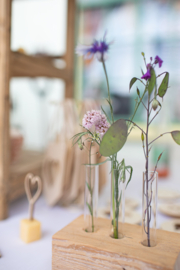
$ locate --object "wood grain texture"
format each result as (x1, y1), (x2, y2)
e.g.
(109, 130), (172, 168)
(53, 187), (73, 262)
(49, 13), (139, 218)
(11, 52), (73, 80)
(0, 0), (11, 220)
(52, 215), (180, 270)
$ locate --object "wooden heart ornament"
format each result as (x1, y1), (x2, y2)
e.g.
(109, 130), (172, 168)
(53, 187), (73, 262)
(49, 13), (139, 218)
(24, 173), (42, 220)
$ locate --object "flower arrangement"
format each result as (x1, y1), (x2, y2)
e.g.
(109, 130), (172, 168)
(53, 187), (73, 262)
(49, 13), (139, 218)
(74, 32), (180, 239)
(73, 33), (138, 237)
(129, 52), (180, 246)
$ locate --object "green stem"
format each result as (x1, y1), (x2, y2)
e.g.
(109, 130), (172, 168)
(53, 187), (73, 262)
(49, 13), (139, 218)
(89, 140), (94, 232)
(128, 84), (147, 130)
(111, 159), (118, 238)
(102, 61), (114, 123)
(102, 60), (120, 238)
(146, 94), (150, 247)
(115, 169), (119, 238)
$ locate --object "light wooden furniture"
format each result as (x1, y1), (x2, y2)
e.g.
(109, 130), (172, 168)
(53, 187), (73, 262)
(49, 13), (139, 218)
(0, 0), (76, 220)
(52, 215), (180, 270)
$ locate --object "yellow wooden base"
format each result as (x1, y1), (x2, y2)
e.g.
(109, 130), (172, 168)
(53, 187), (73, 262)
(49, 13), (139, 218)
(52, 215), (180, 270)
(20, 219), (41, 243)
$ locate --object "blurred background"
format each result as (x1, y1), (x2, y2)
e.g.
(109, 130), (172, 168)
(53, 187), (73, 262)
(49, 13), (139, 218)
(0, 0), (180, 268)
(9, 0), (180, 197)
(0, 0), (180, 253)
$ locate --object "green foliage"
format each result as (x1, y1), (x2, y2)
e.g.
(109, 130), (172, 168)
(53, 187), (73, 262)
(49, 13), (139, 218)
(129, 77), (137, 91)
(158, 72), (169, 98)
(86, 202), (93, 216)
(115, 159), (133, 188)
(84, 158), (111, 166)
(125, 166), (133, 189)
(171, 131), (180, 145)
(100, 119), (128, 157)
(71, 131), (89, 146)
(137, 88), (140, 97)
(86, 182), (91, 194)
(117, 191), (122, 210)
(148, 68), (156, 96)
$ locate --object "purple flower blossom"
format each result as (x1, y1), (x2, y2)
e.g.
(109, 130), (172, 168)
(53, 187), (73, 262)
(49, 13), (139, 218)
(75, 32), (112, 62)
(141, 69), (151, 81)
(82, 110), (110, 136)
(154, 55), (163, 68)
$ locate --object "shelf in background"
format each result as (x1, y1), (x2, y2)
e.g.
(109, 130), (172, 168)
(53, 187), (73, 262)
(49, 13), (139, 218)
(10, 51), (73, 80)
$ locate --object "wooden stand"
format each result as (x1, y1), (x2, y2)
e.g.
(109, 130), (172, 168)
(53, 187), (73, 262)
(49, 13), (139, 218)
(52, 215), (180, 270)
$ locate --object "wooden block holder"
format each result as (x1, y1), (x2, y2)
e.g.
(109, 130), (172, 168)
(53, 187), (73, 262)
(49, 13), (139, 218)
(52, 215), (180, 270)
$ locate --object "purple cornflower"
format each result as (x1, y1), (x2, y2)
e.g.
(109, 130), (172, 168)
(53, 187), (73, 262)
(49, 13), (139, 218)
(82, 110), (110, 136)
(75, 32), (112, 62)
(154, 55), (163, 68)
(141, 69), (151, 81)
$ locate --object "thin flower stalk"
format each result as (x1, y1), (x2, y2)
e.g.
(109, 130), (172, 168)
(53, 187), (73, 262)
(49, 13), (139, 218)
(128, 52), (180, 247)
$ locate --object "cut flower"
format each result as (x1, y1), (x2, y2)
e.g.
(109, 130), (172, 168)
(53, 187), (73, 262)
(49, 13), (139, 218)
(75, 32), (112, 62)
(154, 55), (163, 68)
(82, 110), (110, 136)
(141, 69), (151, 80)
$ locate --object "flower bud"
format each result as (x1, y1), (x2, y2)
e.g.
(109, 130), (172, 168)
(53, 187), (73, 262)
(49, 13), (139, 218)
(158, 152), (163, 161)
(78, 141), (84, 150)
(152, 99), (159, 111)
(137, 88), (140, 97)
(141, 132), (144, 141)
(141, 52), (145, 56)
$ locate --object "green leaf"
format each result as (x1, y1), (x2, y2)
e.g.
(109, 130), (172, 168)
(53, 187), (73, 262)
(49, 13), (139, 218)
(86, 182), (91, 194)
(125, 166), (133, 189)
(84, 158), (111, 166)
(86, 202), (93, 216)
(129, 77), (137, 91)
(114, 169), (120, 184)
(71, 132), (87, 140)
(100, 119), (128, 157)
(148, 68), (156, 96)
(158, 72), (169, 98)
(117, 191), (122, 209)
(171, 131), (180, 145)
(72, 132), (88, 146)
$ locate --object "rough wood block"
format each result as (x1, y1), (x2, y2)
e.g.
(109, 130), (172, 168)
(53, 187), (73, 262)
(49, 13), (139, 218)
(52, 215), (180, 270)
